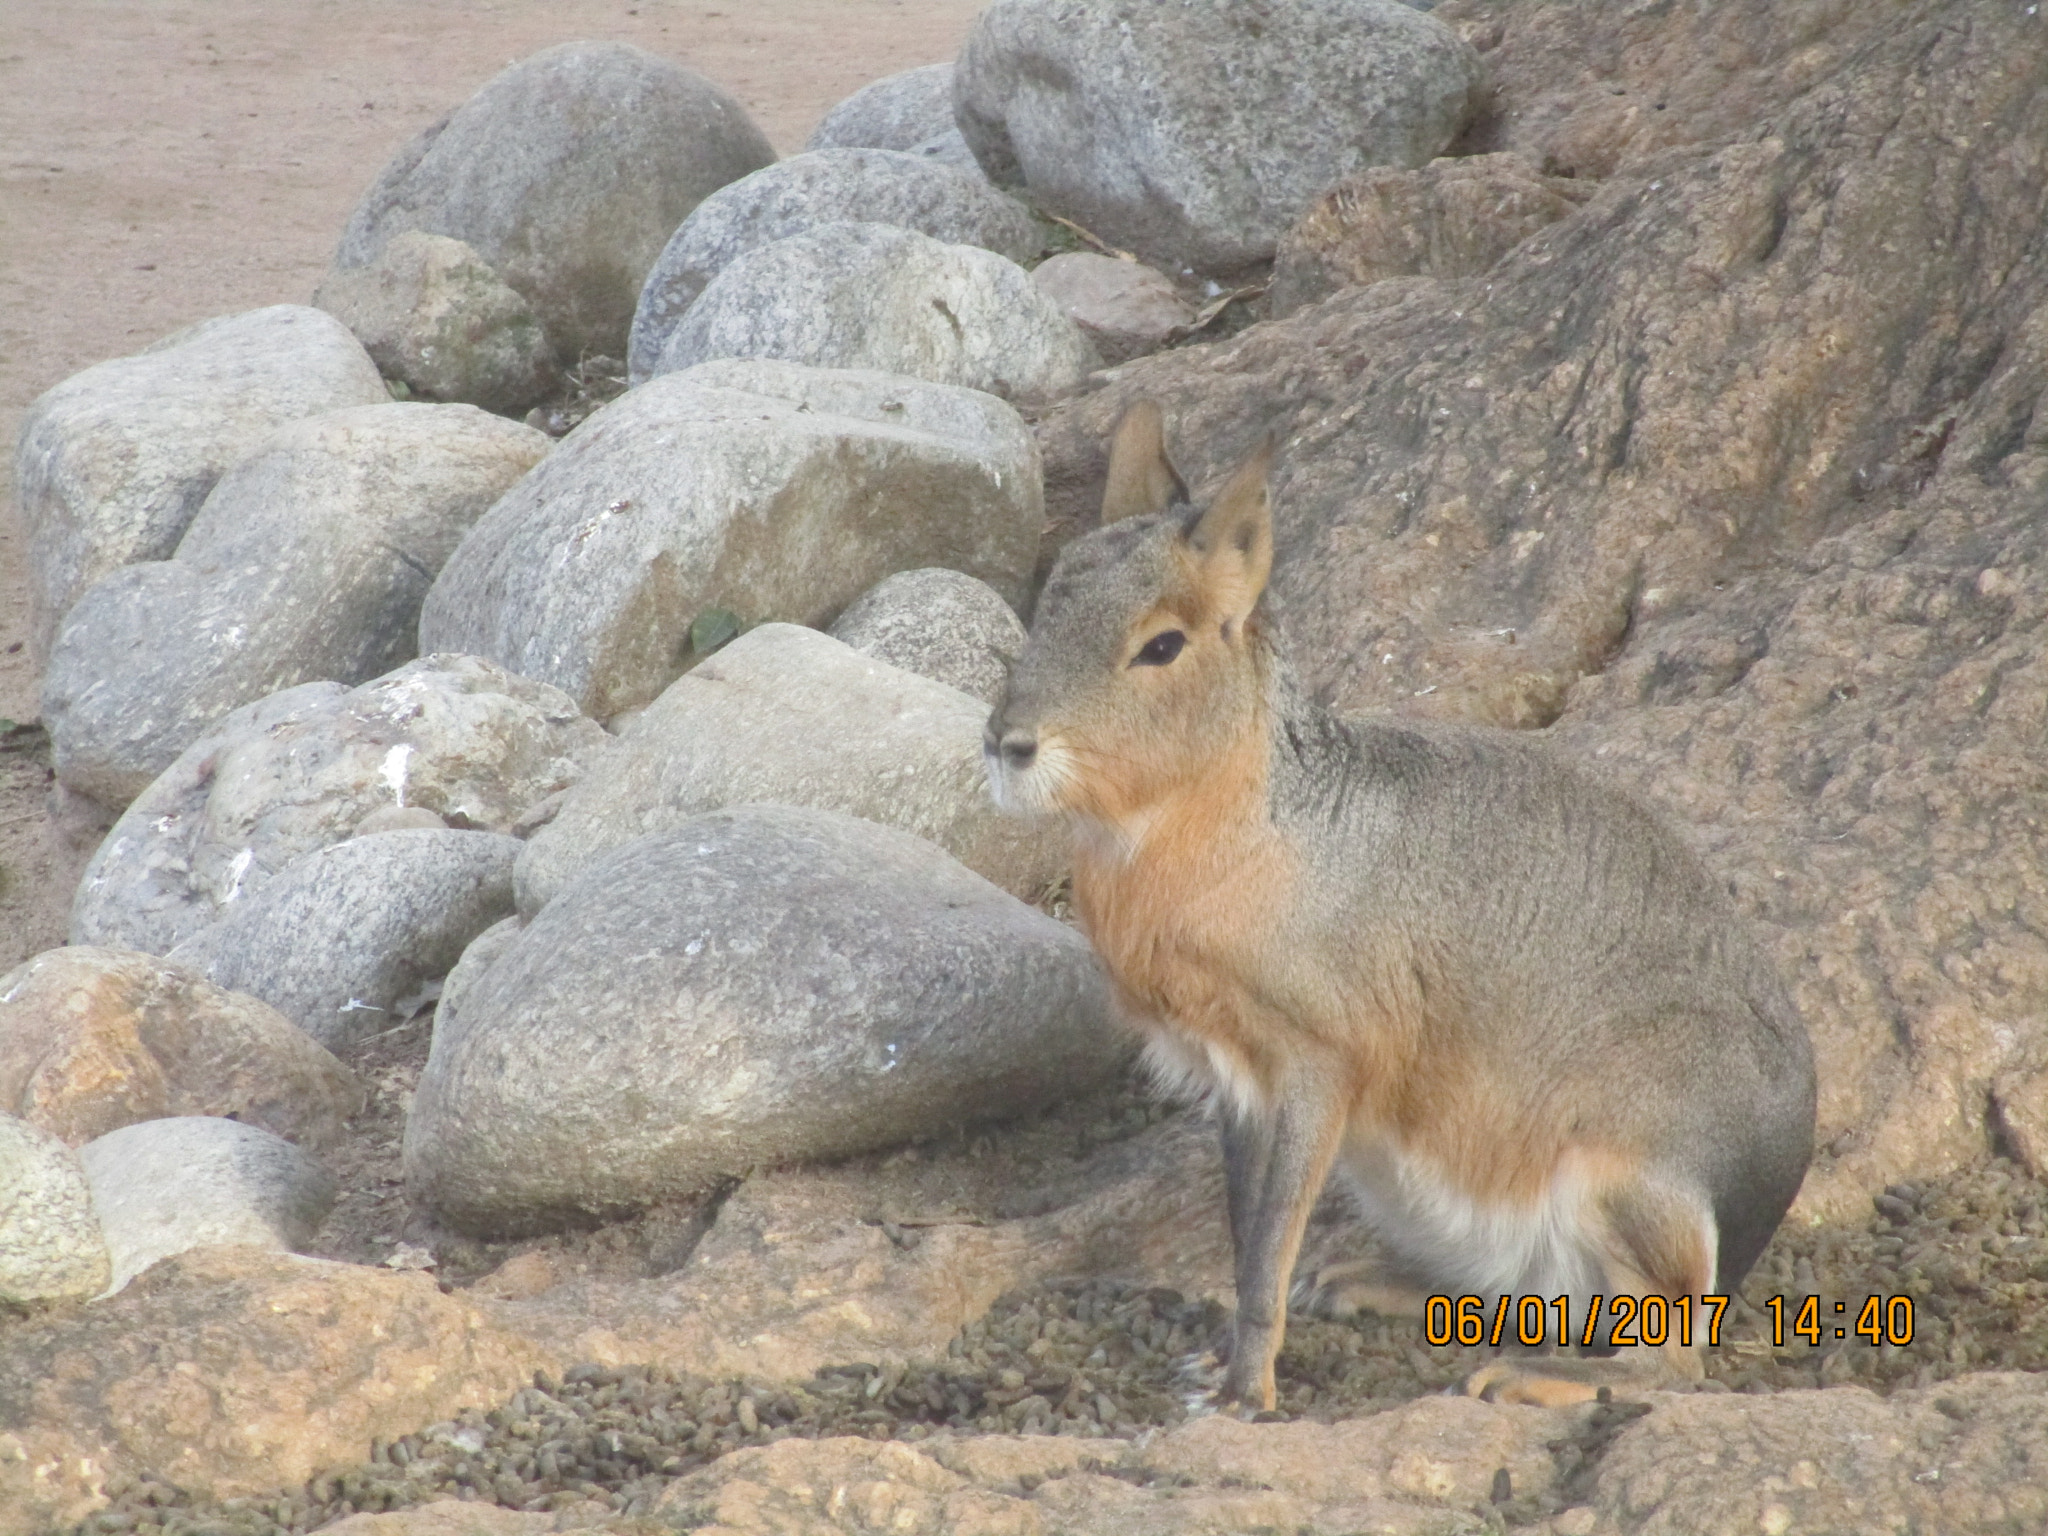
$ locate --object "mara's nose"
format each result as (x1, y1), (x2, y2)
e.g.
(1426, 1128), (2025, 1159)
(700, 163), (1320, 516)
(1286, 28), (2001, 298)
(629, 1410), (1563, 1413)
(991, 729), (1037, 770)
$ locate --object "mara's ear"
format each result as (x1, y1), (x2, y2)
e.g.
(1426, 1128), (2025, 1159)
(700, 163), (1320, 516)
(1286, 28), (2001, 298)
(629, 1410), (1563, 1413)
(1184, 435), (1275, 622)
(1100, 400), (1189, 524)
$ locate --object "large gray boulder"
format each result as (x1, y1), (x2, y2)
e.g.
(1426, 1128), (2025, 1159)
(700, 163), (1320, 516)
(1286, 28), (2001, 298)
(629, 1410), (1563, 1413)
(70, 656), (604, 958)
(406, 805), (1123, 1236)
(651, 222), (1098, 403)
(420, 358), (1045, 720)
(954, 0), (1483, 273)
(78, 1117), (335, 1295)
(41, 404), (548, 811)
(828, 566), (1027, 705)
(0, 1116), (111, 1306)
(14, 305), (387, 660)
(627, 150), (1041, 383)
(332, 41), (776, 365)
(313, 230), (563, 414)
(515, 623), (1065, 915)
(165, 829), (522, 1048)
(806, 63), (957, 153)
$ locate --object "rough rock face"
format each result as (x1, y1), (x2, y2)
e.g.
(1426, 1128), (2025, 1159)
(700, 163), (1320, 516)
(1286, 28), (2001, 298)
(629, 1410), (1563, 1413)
(0, 1248), (544, 1535)
(656, 1399), (1560, 1535)
(0, 946), (362, 1150)
(0, 1115), (110, 1306)
(1030, 252), (1194, 365)
(79, 1116), (337, 1294)
(1269, 151), (1589, 316)
(1569, 1373), (2048, 1536)
(514, 624), (1063, 915)
(828, 566), (1028, 705)
(165, 829), (521, 1048)
(641, 1376), (2048, 1536)
(406, 805), (1122, 1236)
(1035, 0), (2048, 1216)
(14, 305), (387, 659)
(651, 222), (1098, 403)
(628, 150), (1041, 383)
(331, 41), (775, 365)
(1555, 480), (2048, 1222)
(1433, 0), (1919, 182)
(313, 231), (562, 415)
(70, 656), (607, 959)
(955, 0), (1483, 274)
(420, 359), (1046, 720)
(1994, 1047), (2048, 1181)
(41, 404), (548, 810)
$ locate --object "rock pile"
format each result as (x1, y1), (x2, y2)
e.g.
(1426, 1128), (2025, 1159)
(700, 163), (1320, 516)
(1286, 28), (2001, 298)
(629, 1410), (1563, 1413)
(42, 404), (547, 806)
(328, 41), (776, 368)
(627, 149), (1041, 384)
(15, 305), (388, 661)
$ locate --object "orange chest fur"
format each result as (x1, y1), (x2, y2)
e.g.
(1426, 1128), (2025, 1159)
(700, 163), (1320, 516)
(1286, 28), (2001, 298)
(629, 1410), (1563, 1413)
(1072, 821), (1299, 1049)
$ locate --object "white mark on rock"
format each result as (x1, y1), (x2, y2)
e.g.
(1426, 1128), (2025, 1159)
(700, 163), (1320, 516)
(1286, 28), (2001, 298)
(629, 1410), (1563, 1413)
(380, 743), (413, 806)
(223, 847), (254, 903)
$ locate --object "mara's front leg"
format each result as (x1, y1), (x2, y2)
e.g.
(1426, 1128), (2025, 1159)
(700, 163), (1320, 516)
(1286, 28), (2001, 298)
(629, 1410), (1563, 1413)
(1218, 1065), (1348, 1410)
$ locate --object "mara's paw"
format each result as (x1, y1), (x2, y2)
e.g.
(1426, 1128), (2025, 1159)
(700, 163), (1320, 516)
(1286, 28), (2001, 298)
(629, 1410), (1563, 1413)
(1464, 1361), (1609, 1407)
(1290, 1261), (1427, 1322)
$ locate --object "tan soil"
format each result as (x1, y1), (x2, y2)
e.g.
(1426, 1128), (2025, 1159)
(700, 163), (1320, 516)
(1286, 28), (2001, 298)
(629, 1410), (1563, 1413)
(0, 0), (987, 972)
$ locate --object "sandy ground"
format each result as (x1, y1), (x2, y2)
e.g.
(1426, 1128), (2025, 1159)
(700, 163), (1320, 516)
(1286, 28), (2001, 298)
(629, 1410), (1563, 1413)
(0, 0), (987, 972)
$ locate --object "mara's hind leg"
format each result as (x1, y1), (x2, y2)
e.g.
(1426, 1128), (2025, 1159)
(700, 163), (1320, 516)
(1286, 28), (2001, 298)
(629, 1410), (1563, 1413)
(1291, 1257), (1430, 1322)
(1465, 1176), (1715, 1407)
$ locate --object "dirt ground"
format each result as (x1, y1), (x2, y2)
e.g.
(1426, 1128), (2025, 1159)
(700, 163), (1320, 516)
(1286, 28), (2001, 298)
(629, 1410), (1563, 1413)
(0, 0), (987, 973)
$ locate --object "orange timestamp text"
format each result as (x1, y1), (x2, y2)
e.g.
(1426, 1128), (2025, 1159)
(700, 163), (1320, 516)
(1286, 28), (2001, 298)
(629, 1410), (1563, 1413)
(1423, 1293), (1916, 1349)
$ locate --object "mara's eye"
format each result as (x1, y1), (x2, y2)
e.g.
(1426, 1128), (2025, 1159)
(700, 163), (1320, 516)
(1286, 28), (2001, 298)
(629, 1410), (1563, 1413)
(1132, 629), (1186, 667)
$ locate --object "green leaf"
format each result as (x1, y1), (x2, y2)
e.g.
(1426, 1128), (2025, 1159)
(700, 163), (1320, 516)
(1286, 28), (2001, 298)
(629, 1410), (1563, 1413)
(689, 608), (741, 657)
